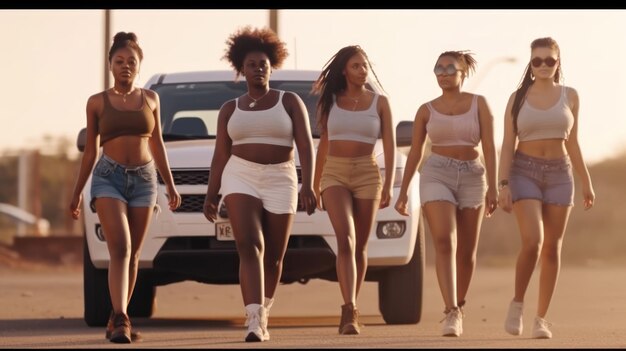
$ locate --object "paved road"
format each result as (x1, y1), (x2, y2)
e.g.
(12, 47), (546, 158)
(1, 262), (625, 348)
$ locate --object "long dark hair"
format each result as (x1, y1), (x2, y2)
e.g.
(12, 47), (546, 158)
(311, 45), (384, 132)
(511, 37), (562, 133)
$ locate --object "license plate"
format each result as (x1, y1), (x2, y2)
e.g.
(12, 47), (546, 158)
(216, 222), (234, 241)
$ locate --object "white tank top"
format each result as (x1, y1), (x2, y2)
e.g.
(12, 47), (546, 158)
(327, 93), (381, 144)
(426, 95), (481, 147)
(517, 86), (574, 142)
(227, 90), (294, 147)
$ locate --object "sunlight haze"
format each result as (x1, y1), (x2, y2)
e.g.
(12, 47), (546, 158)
(1, 9), (624, 164)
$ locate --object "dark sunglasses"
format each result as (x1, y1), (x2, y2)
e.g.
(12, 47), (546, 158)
(434, 64), (461, 76)
(530, 56), (558, 68)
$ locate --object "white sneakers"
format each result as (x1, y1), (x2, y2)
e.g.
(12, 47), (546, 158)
(504, 300), (553, 339)
(262, 297), (274, 341)
(244, 304), (266, 342)
(441, 307), (463, 337)
(532, 316), (553, 339)
(504, 300), (524, 336)
(243, 299), (274, 342)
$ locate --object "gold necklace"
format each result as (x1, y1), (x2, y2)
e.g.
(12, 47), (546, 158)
(247, 90), (270, 108)
(345, 90), (366, 111)
(112, 87), (135, 102)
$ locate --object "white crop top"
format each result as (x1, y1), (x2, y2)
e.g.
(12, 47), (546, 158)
(227, 90), (294, 147)
(426, 95), (481, 147)
(517, 86), (574, 142)
(327, 93), (381, 144)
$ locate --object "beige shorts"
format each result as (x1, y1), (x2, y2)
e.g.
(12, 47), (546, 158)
(220, 155), (298, 214)
(320, 154), (382, 200)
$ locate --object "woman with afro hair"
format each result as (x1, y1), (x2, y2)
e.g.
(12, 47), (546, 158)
(203, 26), (316, 342)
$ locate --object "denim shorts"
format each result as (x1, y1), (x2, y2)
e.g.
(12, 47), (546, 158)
(419, 153), (487, 209)
(90, 154), (157, 209)
(220, 155), (298, 214)
(320, 154), (382, 200)
(509, 151), (574, 206)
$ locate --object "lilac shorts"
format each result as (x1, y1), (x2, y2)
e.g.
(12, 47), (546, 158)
(509, 151), (574, 206)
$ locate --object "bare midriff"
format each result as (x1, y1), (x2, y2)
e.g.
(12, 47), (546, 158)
(517, 138), (567, 159)
(431, 145), (479, 161)
(102, 135), (152, 166)
(328, 140), (374, 158)
(232, 144), (294, 164)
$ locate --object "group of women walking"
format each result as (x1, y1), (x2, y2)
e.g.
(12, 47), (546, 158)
(70, 27), (594, 343)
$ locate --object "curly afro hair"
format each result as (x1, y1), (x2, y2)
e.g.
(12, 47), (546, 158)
(223, 26), (289, 78)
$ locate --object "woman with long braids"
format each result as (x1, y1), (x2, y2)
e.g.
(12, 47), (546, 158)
(312, 45), (396, 335)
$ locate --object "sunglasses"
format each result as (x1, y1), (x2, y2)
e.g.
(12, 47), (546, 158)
(434, 64), (461, 76)
(530, 56), (558, 68)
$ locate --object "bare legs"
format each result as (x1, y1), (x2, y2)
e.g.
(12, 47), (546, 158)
(224, 194), (293, 305)
(422, 201), (483, 311)
(512, 199), (571, 318)
(95, 198), (153, 315)
(321, 186), (379, 305)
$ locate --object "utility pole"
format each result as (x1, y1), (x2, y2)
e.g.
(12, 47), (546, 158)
(269, 9), (278, 34)
(104, 9), (111, 90)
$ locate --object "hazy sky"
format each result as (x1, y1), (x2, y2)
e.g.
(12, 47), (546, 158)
(1, 9), (624, 164)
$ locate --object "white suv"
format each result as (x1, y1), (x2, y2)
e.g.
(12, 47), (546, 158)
(78, 69), (424, 327)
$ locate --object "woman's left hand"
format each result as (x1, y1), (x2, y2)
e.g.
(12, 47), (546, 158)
(299, 186), (317, 215)
(583, 183), (595, 210)
(485, 187), (498, 218)
(379, 187), (392, 209)
(167, 186), (181, 211)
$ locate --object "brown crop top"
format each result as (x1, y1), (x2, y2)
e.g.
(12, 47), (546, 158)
(98, 88), (156, 145)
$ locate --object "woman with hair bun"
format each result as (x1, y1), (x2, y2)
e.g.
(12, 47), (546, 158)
(69, 31), (181, 344)
(395, 50), (498, 337)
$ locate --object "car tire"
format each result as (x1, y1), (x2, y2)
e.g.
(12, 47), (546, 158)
(378, 215), (425, 324)
(83, 235), (112, 327)
(127, 271), (156, 318)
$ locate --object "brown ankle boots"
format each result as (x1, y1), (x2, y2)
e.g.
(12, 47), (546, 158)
(339, 302), (361, 335)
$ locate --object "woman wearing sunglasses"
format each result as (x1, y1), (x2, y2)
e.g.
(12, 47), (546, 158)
(395, 51), (497, 337)
(498, 37), (595, 339)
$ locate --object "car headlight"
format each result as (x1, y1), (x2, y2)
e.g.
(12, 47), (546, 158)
(376, 221), (406, 239)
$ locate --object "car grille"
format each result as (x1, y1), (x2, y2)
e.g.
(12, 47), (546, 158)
(164, 168), (305, 213)
(158, 169), (209, 185)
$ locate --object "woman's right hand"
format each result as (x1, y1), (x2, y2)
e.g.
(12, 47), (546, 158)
(69, 193), (83, 220)
(394, 193), (409, 216)
(203, 194), (218, 223)
(497, 186), (513, 213)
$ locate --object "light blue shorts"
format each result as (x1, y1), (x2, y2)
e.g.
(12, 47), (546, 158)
(90, 154), (157, 210)
(509, 151), (574, 206)
(419, 153), (487, 209)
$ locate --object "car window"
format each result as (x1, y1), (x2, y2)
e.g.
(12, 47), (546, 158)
(152, 80), (321, 139)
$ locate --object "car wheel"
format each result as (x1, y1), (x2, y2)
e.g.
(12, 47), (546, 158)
(127, 271), (156, 318)
(83, 235), (112, 327)
(378, 215), (425, 324)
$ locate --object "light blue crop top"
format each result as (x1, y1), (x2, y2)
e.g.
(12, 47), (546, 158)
(227, 90), (294, 147)
(327, 93), (381, 144)
(517, 86), (574, 142)
(426, 95), (481, 147)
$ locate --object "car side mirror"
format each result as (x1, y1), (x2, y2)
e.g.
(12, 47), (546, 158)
(396, 121), (413, 147)
(76, 128), (87, 152)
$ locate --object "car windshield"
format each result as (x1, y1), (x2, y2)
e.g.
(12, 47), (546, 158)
(152, 80), (322, 140)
